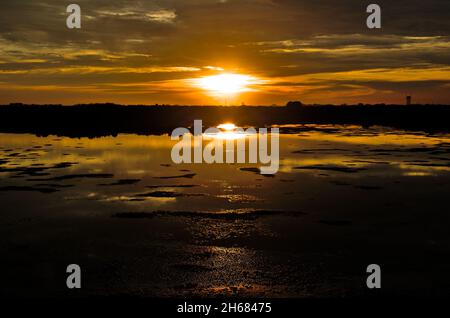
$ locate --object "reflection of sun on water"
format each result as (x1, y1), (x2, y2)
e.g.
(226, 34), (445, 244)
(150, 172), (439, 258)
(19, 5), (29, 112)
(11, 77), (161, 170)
(203, 123), (253, 140)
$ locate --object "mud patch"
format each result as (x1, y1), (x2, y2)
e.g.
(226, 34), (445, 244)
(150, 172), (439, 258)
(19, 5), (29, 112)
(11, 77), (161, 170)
(154, 173), (196, 179)
(240, 168), (275, 178)
(0, 186), (59, 194)
(294, 165), (367, 173)
(29, 173), (114, 181)
(98, 179), (141, 186)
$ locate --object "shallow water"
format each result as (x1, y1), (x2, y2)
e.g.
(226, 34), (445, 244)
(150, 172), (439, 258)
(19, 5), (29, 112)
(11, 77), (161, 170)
(1, 125), (450, 297)
(1, 125), (449, 217)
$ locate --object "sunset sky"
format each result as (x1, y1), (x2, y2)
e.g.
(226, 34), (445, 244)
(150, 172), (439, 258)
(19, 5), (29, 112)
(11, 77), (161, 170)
(0, 0), (449, 105)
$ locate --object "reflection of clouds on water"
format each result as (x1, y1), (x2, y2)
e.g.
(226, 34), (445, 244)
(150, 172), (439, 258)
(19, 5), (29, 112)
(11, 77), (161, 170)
(0, 125), (449, 218)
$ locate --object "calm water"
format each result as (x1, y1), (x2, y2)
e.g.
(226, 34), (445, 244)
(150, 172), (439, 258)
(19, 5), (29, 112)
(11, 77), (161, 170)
(1, 124), (449, 217)
(1, 125), (450, 297)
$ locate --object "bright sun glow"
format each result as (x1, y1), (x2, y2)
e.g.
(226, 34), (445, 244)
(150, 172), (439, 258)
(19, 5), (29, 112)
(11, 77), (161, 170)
(195, 73), (256, 96)
(217, 123), (236, 131)
(204, 123), (253, 140)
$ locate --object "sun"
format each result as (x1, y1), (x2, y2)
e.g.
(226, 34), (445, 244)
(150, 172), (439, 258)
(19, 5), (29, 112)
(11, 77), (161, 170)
(195, 73), (256, 96)
(217, 123), (236, 131)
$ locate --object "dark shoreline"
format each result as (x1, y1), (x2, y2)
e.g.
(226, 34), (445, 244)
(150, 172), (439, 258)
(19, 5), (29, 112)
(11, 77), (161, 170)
(1, 104), (450, 137)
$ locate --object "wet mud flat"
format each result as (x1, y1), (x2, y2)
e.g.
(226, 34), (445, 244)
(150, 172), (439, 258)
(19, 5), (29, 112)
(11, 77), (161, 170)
(2, 207), (449, 298)
(1, 125), (450, 298)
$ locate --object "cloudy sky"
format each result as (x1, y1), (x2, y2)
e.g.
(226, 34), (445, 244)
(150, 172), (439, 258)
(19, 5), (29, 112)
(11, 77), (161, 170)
(0, 0), (449, 105)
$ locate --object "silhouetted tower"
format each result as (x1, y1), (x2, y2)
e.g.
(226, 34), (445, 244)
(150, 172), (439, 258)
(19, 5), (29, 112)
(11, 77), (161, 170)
(406, 96), (412, 105)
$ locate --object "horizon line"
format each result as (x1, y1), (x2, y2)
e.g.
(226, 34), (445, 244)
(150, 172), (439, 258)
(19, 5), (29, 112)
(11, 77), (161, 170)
(2, 103), (450, 107)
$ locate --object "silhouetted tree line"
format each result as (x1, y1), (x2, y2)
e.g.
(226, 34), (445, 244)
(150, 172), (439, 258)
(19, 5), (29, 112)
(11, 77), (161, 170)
(0, 103), (449, 137)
